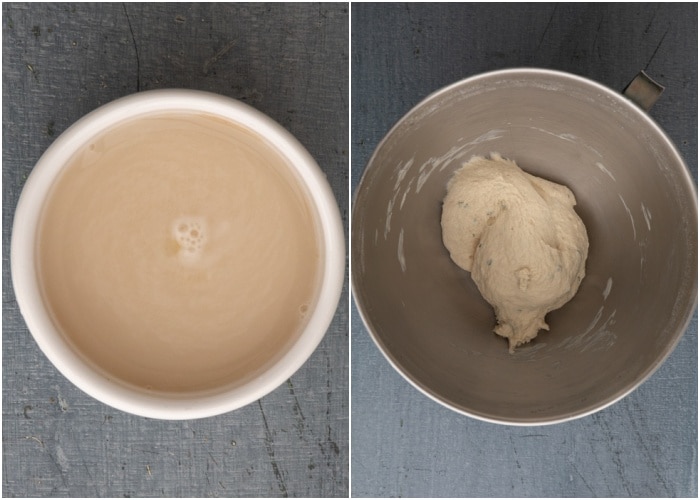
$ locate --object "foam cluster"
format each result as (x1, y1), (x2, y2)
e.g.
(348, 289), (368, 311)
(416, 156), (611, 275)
(172, 216), (207, 261)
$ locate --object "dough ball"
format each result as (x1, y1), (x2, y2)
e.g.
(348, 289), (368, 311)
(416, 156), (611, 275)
(441, 153), (588, 352)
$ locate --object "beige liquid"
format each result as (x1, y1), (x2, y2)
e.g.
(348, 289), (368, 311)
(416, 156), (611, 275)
(37, 112), (322, 393)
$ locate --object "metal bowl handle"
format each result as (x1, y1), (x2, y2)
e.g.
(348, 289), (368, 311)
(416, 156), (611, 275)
(623, 70), (665, 111)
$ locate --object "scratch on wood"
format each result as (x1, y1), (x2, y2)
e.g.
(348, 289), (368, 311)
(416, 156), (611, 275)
(25, 63), (38, 81)
(53, 445), (69, 472)
(537, 4), (558, 51)
(24, 435), (44, 448)
(592, 413), (633, 495)
(508, 434), (525, 488)
(258, 400), (289, 497)
(591, 16), (604, 53)
(625, 397), (672, 495)
(572, 463), (596, 495)
(644, 29), (668, 70)
(643, 6), (659, 35)
(52, 385), (69, 411)
(203, 39), (236, 75)
(122, 3), (141, 91)
(287, 378), (307, 439)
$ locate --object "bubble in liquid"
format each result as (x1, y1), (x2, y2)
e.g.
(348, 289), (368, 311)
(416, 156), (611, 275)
(171, 216), (207, 262)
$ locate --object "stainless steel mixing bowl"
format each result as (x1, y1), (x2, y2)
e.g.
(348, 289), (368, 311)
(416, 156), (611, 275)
(352, 68), (697, 424)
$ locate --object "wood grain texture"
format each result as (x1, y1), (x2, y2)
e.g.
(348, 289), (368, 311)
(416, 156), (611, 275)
(351, 3), (697, 497)
(2, 3), (348, 497)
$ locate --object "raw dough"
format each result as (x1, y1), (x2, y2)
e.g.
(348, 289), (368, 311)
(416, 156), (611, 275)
(441, 154), (588, 352)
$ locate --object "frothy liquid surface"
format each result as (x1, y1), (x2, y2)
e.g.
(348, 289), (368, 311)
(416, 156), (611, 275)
(37, 113), (322, 392)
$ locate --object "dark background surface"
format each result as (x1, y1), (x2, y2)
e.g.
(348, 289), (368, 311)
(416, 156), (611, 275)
(3, 3), (348, 497)
(351, 2), (697, 497)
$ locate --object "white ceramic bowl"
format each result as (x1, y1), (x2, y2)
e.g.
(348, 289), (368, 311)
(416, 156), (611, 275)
(11, 89), (345, 419)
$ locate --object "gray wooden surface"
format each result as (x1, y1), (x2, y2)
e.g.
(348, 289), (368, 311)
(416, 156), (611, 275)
(351, 3), (697, 498)
(3, 3), (348, 497)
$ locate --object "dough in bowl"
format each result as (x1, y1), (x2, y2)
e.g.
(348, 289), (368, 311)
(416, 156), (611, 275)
(441, 153), (589, 352)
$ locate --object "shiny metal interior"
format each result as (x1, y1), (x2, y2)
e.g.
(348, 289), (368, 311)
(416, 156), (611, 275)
(352, 69), (697, 424)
